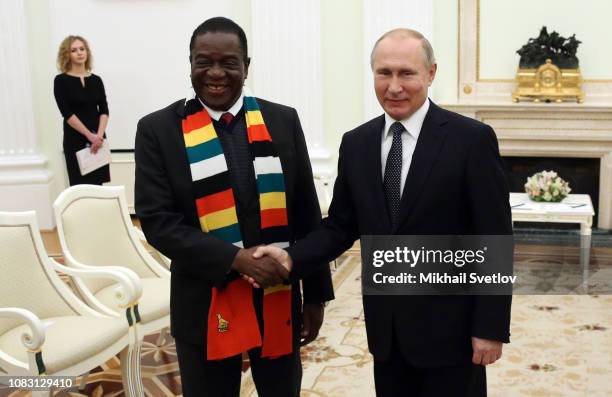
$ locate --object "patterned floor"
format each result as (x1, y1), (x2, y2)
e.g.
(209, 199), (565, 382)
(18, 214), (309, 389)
(2, 242), (611, 396)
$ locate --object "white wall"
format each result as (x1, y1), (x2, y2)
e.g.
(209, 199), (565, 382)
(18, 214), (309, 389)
(0, 0), (55, 228)
(432, 0), (458, 104)
(480, 0), (612, 80)
(21, 0), (612, 208)
(24, 0), (253, 207)
(45, 0), (237, 150)
(320, 0), (364, 166)
(362, 0), (434, 120)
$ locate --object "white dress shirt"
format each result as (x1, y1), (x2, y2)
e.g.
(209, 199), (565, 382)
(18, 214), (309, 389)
(381, 99), (430, 198)
(199, 91), (245, 121)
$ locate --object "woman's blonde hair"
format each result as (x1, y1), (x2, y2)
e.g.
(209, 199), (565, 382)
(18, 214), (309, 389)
(56, 35), (93, 73)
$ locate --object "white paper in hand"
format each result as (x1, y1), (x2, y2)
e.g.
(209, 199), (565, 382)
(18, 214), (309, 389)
(76, 141), (111, 175)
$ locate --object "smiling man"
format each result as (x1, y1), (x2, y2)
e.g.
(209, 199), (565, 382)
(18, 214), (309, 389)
(134, 17), (333, 397)
(254, 28), (513, 396)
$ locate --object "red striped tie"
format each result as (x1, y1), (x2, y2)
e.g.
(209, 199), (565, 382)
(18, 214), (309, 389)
(220, 112), (234, 126)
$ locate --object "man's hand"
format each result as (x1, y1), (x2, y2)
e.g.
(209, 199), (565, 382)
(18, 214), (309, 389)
(244, 245), (293, 288)
(301, 303), (324, 346)
(252, 245), (293, 272)
(471, 337), (503, 365)
(231, 247), (288, 288)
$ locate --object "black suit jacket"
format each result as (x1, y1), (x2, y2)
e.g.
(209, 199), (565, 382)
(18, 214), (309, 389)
(287, 101), (512, 367)
(135, 98), (334, 345)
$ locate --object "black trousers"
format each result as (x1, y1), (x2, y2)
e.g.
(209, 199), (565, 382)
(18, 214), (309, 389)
(175, 337), (302, 397)
(373, 331), (486, 397)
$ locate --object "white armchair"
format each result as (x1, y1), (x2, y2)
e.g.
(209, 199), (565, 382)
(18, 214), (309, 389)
(0, 211), (143, 396)
(53, 185), (171, 343)
(133, 227), (171, 269)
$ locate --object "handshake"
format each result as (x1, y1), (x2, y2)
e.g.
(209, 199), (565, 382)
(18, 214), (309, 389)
(231, 245), (293, 288)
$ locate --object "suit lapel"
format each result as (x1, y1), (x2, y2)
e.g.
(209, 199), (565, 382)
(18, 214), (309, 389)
(395, 102), (448, 232)
(175, 99), (187, 118)
(364, 115), (393, 232)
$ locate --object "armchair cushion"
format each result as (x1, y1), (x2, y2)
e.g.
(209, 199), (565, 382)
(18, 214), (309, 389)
(0, 316), (127, 374)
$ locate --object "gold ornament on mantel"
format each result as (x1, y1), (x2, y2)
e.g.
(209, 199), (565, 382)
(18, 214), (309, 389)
(511, 27), (584, 103)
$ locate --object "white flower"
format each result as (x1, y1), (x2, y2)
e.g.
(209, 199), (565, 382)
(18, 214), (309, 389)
(524, 170), (570, 201)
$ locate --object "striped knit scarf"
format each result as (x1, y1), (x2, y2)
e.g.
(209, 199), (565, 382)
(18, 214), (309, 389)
(181, 95), (292, 360)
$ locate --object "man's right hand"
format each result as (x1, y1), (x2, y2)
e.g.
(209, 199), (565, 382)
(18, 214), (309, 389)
(241, 245), (293, 288)
(231, 247), (289, 288)
(253, 245), (293, 272)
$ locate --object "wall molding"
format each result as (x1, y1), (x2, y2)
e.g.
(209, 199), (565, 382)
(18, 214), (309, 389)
(458, 0), (612, 104)
(0, 1), (54, 229)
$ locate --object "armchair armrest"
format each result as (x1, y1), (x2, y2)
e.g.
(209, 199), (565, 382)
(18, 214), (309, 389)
(133, 227), (146, 242)
(0, 308), (45, 351)
(133, 227), (171, 268)
(50, 259), (142, 308)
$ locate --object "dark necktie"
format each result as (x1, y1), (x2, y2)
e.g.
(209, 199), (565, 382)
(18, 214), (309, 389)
(383, 121), (404, 227)
(220, 112), (234, 126)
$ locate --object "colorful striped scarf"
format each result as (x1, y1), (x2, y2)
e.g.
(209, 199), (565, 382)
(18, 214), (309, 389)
(181, 95), (292, 360)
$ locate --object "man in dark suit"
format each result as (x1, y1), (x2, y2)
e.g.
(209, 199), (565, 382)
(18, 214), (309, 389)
(134, 17), (333, 397)
(254, 28), (512, 396)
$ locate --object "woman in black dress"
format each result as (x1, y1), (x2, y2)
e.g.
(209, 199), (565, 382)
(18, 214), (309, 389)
(54, 35), (110, 185)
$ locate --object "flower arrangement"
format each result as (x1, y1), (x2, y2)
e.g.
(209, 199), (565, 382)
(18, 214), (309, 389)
(524, 170), (571, 202)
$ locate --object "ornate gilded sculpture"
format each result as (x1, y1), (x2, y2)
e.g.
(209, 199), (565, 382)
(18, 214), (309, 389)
(512, 27), (584, 103)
